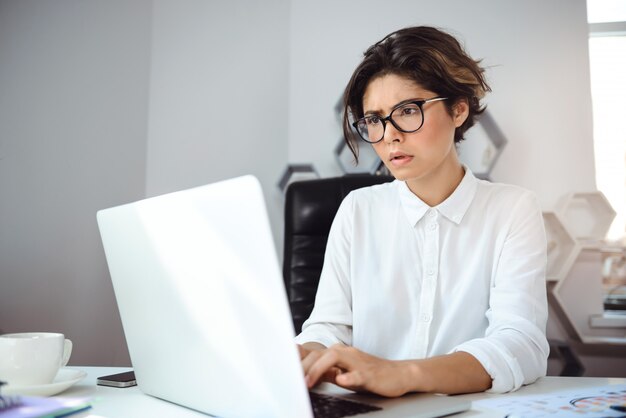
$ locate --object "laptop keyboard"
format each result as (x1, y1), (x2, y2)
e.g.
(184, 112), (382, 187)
(309, 392), (382, 418)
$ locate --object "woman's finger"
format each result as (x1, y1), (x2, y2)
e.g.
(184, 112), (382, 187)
(305, 346), (353, 388)
(297, 344), (309, 360)
(336, 369), (364, 388)
(301, 348), (323, 375)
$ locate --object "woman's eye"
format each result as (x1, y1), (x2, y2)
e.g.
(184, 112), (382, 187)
(400, 106), (419, 116)
(365, 116), (381, 125)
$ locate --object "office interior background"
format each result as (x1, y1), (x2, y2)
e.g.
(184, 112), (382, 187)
(1, 0), (625, 375)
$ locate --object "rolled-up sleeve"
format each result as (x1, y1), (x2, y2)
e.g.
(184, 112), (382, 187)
(294, 193), (354, 348)
(454, 191), (550, 393)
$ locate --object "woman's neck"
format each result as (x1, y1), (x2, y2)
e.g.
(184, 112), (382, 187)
(405, 159), (465, 207)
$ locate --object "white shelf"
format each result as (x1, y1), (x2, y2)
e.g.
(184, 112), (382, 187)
(552, 248), (626, 345)
(277, 163), (319, 192)
(558, 191), (616, 242)
(543, 211), (581, 282)
(581, 335), (626, 345)
(456, 110), (507, 180)
(589, 313), (626, 328)
(335, 137), (383, 175)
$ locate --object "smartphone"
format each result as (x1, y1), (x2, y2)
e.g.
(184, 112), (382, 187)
(96, 371), (137, 388)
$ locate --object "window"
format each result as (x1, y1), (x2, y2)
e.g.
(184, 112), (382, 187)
(587, 0), (626, 242)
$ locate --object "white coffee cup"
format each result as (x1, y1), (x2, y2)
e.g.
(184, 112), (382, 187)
(0, 332), (72, 386)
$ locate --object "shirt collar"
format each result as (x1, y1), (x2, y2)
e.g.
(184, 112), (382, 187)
(397, 166), (478, 227)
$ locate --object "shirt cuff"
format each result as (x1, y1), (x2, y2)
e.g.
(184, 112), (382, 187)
(453, 338), (525, 393)
(294, 323), (348, 348)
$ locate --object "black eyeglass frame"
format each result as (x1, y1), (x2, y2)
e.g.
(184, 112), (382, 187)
(351, 96), (448, 144)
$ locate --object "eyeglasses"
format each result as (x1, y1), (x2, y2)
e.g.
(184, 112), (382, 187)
(352, 97), (448, 144)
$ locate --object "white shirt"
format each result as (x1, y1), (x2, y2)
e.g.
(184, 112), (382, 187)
(294, 168), (549, 393)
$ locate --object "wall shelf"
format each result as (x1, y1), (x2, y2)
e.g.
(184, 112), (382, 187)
(543, 211), (581, 282)
(589, 313), (626, 328)
(456, 110), (507, 180)
(277, 163), (319, 192)
(552, 248), (626, 345)
(334, 137), (384, 175)
(557, 191), (616, 244)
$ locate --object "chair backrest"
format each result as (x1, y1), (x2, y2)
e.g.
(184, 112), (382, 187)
(283, 174), (394, 333)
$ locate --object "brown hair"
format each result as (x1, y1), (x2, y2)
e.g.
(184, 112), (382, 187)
(342, 26), (491, 161)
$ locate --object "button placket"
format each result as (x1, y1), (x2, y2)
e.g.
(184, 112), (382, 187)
(415, 210), (439, 358)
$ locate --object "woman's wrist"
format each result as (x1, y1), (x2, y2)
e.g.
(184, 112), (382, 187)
(402, 359), (432, 393)
(302, 342), (326, 351)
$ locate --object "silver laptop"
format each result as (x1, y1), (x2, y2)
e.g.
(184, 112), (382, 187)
(97, 175), (471, 418)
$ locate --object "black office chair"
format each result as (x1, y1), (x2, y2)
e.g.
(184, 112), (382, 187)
(282, 174), (394, 334)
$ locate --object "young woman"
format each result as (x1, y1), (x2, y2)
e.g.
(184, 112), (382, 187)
(295, 26), (549, 396)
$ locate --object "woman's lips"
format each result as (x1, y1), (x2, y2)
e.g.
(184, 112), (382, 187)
(389, 153), (414, 167)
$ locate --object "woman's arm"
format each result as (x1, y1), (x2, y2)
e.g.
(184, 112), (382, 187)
(454, 191), (549, 392)
(302, 344), (491, 397)
(404, 352), (492, 393)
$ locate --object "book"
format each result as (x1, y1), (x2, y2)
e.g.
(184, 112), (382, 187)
(0, 396), (91, 418)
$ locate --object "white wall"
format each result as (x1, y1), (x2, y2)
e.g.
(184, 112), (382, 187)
(288, 0), (596, 210)
(145, 0), (289, 248)
(0, 0), (152, 365)
(0, 0), (290, 366)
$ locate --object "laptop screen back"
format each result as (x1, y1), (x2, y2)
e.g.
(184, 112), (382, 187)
(97, 175), (312, 418)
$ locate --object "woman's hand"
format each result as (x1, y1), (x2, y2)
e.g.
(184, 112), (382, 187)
(300, 344), (413, 398)
(297, 343), (344, 385)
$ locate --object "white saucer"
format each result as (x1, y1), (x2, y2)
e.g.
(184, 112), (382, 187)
(2, 368), (87, 397)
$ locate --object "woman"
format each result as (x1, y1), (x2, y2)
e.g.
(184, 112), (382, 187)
(295, 26), (549, 396)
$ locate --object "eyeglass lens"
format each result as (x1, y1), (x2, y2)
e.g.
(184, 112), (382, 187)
(355, 103), (424, 143)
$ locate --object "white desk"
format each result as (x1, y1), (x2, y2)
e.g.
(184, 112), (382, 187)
(63, 367), (625, 417)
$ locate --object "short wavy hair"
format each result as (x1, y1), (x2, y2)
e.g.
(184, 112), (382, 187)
(342, 26), (491, 161)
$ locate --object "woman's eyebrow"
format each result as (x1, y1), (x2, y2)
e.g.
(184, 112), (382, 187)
(363, 108), (383, 116)
(363, 98), (421, 116)
(393, 98), (422, 108)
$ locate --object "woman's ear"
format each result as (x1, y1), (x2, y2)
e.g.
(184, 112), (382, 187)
(452, 98), (470, 128)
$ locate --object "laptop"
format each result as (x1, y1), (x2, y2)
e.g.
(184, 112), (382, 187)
(97, 175), (471, 418)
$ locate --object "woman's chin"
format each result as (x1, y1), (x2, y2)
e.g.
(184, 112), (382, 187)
(386, 167), (416, 182)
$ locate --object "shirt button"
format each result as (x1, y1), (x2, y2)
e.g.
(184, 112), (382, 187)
(421, 313), (431, 322)
(427, 269), (435, 276)
(429, 223), (437, 231)
(429, 211), (437, 218)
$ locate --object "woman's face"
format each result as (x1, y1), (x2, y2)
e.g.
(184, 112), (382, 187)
(362, 73), (468, 185)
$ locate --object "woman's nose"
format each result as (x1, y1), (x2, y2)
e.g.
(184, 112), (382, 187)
(382, 121), (403, 144)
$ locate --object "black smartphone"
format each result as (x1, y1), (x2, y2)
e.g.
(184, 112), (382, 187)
(96, 371), (137, 388)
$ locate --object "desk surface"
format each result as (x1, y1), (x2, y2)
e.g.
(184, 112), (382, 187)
(64, 367), (625, 417)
